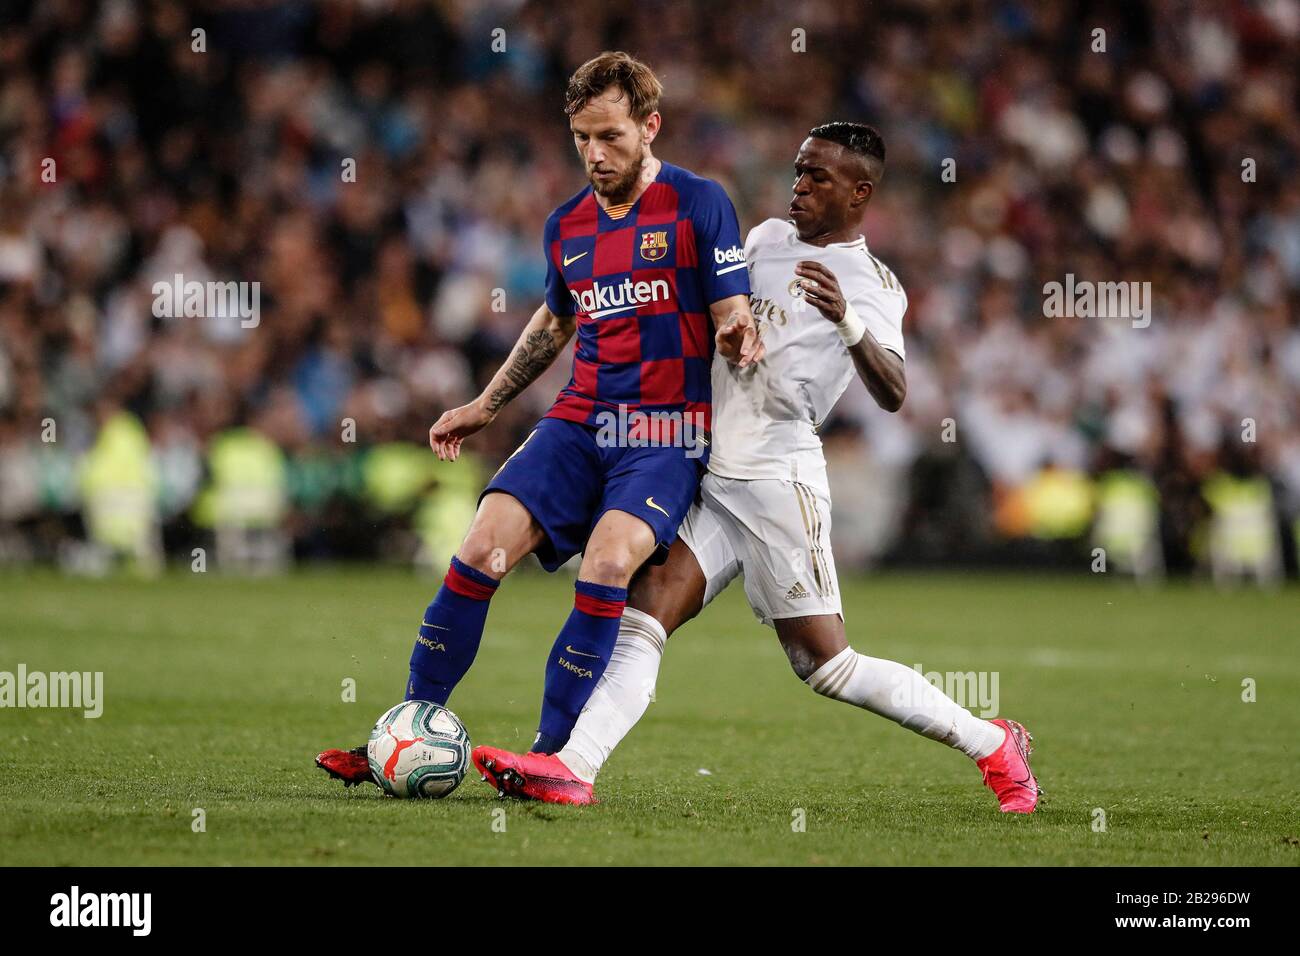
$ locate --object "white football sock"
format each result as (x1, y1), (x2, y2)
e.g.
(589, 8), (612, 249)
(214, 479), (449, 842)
(805, 647), (1006, 760)
(558, 607), (666, 784)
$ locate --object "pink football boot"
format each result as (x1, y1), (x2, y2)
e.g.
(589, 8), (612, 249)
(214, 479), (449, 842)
(472, 745), (595, 806)
(976, 719), (1041, 813)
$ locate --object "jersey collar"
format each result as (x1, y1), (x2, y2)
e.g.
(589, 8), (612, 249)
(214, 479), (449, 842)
(787, 227), (867, 251)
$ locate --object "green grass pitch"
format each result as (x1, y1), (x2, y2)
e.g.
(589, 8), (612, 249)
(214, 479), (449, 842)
(1, 568), (1297, 866)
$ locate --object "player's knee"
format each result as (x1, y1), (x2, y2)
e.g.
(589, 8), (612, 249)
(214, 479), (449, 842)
(626, 561), (699, 633)
(582, 551), (637, 586)
(785, 640), (851, 686)
(785, 640), (823, 682)
(456, 528), (505, 578)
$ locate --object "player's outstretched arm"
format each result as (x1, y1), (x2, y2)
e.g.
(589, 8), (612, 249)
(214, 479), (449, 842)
(795, 260), (906, 412)
(712, 293), (766, 367)
(429, 303), (577, 461)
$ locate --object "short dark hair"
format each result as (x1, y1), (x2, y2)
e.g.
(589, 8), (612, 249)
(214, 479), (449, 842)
(808, 122), (886, 183)
(565, 51), (663, 122)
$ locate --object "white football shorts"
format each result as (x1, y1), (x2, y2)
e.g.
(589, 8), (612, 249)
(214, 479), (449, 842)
(677, 472), (841, 627)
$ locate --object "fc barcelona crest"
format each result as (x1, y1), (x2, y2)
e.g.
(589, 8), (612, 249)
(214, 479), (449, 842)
(639, 230), (668, 262)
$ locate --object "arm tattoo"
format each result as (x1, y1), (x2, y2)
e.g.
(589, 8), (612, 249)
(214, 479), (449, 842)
(484, 329), (560, 414)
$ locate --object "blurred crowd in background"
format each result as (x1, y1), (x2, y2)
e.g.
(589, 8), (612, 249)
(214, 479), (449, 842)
(1, 0), (1299, 581)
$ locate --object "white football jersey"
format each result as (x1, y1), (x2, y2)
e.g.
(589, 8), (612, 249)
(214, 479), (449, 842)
(708, 218), (907, 492)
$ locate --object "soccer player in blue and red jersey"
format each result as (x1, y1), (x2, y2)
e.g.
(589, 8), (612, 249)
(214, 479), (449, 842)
(317, 51), (763, 785)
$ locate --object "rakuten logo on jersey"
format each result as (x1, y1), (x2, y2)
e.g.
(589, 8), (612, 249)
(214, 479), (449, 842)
(570, 277), (671, 318)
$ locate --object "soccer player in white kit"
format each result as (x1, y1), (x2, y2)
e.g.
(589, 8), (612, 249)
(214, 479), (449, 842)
(473, 123), (1041, 813)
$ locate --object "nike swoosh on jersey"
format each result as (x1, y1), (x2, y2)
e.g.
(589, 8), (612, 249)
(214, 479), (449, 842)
(564, 645), (601, 659)
(645, 497), (669, 517)
(587, 303), (637, 319)
(563, 251), (589, 266)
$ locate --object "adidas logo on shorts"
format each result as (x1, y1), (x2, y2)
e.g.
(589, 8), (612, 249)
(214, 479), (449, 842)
(785, 581), (811, 600)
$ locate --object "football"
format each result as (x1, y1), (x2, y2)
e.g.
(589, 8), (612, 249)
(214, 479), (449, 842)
(366, 701), (471, 798)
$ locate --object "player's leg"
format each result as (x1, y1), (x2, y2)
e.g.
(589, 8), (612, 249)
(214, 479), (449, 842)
(529, 439), (707, 754)
(318, 492), (541, 785)
(758, 478), (1008, 757)
(758, 477), (1039, 812)
(317, 419), (601, 787)
(777, 612), (1039, 812)
(405, 491), (544, 703)
(726, 476), (999, 756)
(317, 491), (546, 786)
(552, 535), (710, 782)
(774, 612), (1005, 756)
(472, 498), (735, 803)
(529, 508), (658, 753)
(409, 417), (603, 712)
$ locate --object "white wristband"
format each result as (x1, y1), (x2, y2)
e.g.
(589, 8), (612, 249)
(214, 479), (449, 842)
(835, 301), (867, 346)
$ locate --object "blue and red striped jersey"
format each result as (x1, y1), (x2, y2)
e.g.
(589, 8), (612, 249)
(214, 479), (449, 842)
(541, 161), (749, 434)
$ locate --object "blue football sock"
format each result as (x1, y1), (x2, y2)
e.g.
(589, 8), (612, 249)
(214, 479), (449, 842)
(406, 556), (499, 704)
(532, 579), (627, 753)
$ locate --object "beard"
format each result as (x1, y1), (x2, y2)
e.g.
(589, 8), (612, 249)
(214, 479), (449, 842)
(589, 145), (646, 201)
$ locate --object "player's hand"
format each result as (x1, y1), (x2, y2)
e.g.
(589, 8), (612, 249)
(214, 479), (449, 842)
(429, 400), (495, 462)
(795, 260), (846, 324)
(715, 309), (766, 368)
